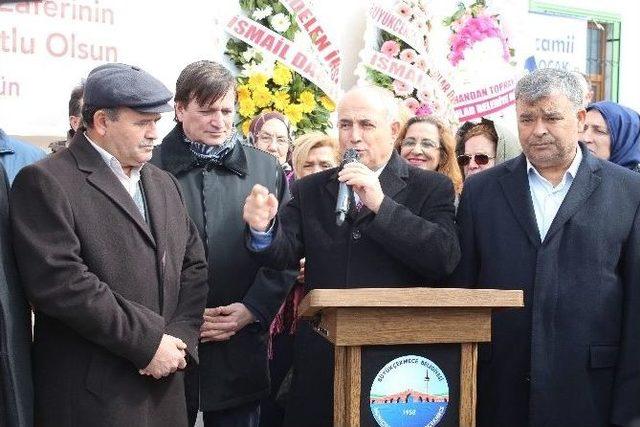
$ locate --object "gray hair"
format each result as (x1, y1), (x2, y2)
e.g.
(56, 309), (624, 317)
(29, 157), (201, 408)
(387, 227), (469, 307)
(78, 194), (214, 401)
(340, 85), (400, 122)
(515, 68), (585, 111)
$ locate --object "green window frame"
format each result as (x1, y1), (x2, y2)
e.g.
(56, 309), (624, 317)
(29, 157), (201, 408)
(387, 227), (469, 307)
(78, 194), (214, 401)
(529, 1), (621, 101)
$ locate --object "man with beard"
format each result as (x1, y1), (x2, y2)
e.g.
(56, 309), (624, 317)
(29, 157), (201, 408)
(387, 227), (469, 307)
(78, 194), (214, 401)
(452, 68), (640, 426)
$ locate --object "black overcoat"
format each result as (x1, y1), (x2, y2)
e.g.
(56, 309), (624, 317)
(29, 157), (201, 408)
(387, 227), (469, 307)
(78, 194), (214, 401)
(152, 125), (297, 411)
(453, 145), (640, 427)
(250, 151), (461, 426)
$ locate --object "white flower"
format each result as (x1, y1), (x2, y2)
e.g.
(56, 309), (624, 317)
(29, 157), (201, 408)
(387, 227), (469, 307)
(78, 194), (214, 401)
(240, 55), (276, 78)
(252, 6), (273, 21)
(241, 47), (257, 63)
(270, 13), (291, 33)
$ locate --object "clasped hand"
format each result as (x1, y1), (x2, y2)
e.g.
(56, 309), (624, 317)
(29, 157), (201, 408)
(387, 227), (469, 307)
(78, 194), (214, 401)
(200, 303), (256, 343)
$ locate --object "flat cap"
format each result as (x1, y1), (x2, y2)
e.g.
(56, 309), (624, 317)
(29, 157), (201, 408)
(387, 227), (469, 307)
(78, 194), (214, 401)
(84, 63), (173, 113)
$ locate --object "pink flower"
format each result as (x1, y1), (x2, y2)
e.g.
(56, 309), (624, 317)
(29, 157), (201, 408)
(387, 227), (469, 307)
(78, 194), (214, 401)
(399, 48), (417, 63)
(381, 40), (400, 57)
(447, 13), (511, 66)
(397, 3), (411, 18)
(392, 79), (413, 97)
(416, 87), (432, 103)
(415, 103), (433, 117)
(403, 97), (420, 113)
(414, 55), (429, 71)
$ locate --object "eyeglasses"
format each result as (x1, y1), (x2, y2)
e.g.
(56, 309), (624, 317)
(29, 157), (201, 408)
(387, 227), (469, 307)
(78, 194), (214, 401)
(256, 133), (291, 147)
(457, 153), (495, 167)
(400, 138), (440, 151)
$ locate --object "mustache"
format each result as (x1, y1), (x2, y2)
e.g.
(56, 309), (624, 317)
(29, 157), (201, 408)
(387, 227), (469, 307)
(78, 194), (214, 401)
(527, 135), (555, 146)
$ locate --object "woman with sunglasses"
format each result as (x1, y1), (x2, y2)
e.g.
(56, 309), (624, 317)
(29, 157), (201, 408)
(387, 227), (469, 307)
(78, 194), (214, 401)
(455, 118), (521, 179)
(395, 115), (464, 195)
(583, 101), (640, 172)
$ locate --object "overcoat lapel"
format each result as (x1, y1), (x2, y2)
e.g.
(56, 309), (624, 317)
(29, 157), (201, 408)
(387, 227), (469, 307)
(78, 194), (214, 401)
(543, 147), (602, 244)
(68, 134), (156, 248)
(499, 154), (542, 248)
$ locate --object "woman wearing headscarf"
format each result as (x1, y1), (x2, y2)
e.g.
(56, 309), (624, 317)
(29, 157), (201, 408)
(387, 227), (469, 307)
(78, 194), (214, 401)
(248, 111), (296, 183)
(583, 101), (640, 172)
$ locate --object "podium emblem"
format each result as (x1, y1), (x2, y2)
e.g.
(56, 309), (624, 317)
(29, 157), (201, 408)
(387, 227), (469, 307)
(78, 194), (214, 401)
(369, 355), (449, 427)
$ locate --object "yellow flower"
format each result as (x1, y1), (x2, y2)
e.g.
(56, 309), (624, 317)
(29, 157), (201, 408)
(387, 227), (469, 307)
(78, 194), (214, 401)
(272, 63), (293, 86)
(248, 73), (269, 91)
(272, 90), (290, 111)
(238, 97), (257, 118)
(320, 95), (335, 112)
(298, 90), (316, 113)
(241, 120), (251, 136)
(284, 103), (304, 125)
(237, 84), (251, 101)
(253, 86), (272, 108)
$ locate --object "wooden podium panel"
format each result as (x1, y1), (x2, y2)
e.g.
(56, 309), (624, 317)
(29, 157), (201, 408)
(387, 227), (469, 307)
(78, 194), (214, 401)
(300, 288), (523, 427)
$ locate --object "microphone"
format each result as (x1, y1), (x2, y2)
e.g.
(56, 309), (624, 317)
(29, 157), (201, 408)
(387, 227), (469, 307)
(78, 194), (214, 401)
(335, 148), (360, 226)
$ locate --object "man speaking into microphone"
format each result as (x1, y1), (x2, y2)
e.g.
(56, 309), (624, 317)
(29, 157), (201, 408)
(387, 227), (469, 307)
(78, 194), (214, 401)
(243, 85), (460, 426)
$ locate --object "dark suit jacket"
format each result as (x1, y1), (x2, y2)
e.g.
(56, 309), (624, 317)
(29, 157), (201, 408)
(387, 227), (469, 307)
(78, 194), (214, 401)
(0, 163), (32, 427)
(10, 134), (208, 427)
(453, 144), (640, 427)
(251, 151), (461, 426)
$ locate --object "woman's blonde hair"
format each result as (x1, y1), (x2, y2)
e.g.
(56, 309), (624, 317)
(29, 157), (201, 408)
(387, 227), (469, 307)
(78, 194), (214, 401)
(395, 115), (464, 194)
(291, 131), (340, 178)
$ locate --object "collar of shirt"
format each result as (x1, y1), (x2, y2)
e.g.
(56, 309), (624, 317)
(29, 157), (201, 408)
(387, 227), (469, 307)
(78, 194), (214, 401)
(526, 146), (582, 240)
(526, 146), (582, 191)
(85, 132), (142, 197)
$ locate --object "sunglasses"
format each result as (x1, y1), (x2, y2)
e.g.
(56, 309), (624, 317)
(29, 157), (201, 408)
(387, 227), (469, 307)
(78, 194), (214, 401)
(457, 153), (495, 166)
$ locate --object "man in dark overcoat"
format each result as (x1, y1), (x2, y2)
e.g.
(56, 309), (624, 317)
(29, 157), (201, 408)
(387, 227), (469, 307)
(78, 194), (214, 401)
(243, 85), (461, 426)
(151, 60), (297, 427)
(10, 63), (208, 427)
(453, 68), (640, 426)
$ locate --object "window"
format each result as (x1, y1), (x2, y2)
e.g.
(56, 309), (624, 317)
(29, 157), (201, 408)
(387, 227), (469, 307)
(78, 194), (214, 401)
(530, 2), (621, 102)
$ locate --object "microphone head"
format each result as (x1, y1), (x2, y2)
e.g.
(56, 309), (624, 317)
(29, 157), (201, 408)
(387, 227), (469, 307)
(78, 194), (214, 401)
(342, 148), (360, 166)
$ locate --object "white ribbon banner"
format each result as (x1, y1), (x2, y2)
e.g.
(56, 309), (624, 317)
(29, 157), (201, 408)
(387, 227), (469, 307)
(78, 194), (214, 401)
(362, 48), (453, 104)
(225, 14), (340, 102)
(278, 0), (341, 85)
(453, 78), (517, 121)
(368, 2), (426, 56)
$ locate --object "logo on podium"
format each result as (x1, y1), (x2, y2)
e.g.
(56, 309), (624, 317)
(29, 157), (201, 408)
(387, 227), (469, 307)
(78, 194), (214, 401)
(369, 355), (449, 427)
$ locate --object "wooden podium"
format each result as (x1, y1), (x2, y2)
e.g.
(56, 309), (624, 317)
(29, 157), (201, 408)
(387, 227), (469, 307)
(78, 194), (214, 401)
(299, 287), (523, 427)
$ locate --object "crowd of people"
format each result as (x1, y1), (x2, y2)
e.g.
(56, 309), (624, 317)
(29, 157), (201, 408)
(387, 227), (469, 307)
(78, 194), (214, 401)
(0, 60), (639, 427)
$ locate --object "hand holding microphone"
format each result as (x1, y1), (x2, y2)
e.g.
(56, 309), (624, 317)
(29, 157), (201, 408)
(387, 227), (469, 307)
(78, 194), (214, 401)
(336, 149), (385, 226)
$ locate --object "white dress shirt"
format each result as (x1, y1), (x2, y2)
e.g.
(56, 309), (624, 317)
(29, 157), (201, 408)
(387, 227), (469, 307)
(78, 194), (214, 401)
(526, 147), (582, 241)
(85, 132), (143, 198)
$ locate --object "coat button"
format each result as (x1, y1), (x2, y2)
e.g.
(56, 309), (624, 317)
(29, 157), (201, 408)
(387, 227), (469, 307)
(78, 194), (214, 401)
(352, 229), (361, 240)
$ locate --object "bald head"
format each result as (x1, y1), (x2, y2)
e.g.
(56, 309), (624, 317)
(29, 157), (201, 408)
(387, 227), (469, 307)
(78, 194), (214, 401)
(337, 85), (401, 169)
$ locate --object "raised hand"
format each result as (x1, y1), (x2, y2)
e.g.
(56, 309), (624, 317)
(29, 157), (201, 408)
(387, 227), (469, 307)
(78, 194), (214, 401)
(243, 184), (279, 232)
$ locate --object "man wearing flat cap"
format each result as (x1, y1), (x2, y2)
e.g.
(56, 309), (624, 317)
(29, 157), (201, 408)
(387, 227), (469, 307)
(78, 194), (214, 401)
(10, 63), (209, 427)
